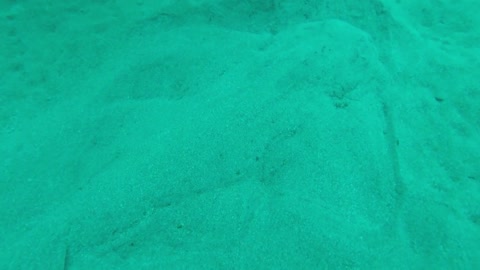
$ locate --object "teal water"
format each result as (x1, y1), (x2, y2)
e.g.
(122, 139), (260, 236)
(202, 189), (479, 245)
(1, 1), (479, 269)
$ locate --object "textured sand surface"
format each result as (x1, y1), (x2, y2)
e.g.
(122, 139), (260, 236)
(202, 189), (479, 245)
(1, 0), (479, 269)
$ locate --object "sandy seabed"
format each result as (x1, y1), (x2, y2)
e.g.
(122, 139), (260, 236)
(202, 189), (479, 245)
(1, 0), (479, 269)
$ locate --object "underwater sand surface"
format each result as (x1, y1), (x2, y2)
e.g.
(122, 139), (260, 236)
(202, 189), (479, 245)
(1, 0), (479, 269)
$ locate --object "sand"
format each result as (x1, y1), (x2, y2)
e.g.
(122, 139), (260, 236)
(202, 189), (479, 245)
(1, 0), (479, 269)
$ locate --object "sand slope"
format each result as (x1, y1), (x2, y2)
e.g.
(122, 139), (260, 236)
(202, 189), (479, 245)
(1, 0), (479, 269)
